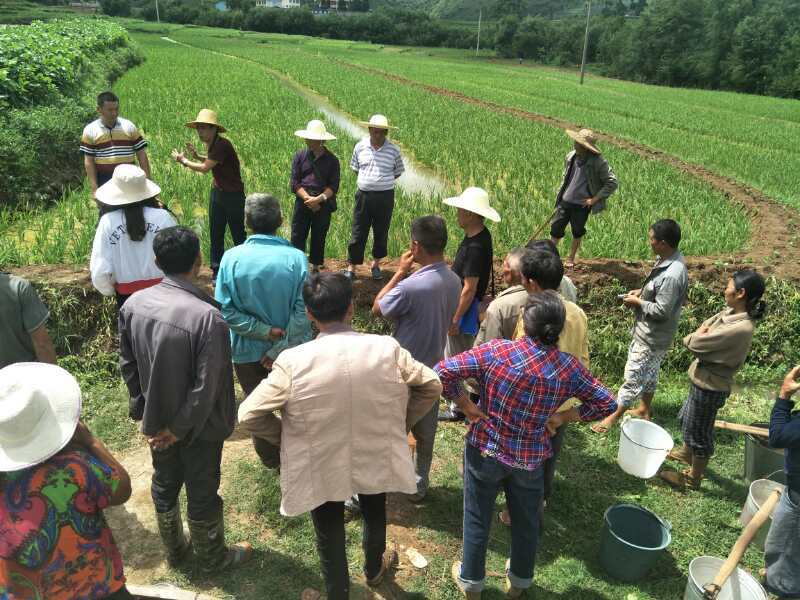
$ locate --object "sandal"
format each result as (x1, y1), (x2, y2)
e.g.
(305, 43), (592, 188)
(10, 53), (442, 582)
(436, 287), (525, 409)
(366, 548), (398, 587)
(498, 510), (512, 527)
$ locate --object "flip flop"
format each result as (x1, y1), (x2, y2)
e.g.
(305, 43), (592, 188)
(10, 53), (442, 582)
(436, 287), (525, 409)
(590, 422), (611, 434)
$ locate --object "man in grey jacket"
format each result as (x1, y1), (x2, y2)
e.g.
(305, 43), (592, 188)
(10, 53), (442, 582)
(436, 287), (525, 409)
(119, 226), (252, 572)
(592, 219), (688, 433)
(550, 128), (618, 268)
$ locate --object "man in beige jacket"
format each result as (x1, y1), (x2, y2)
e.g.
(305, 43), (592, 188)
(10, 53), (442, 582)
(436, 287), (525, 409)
(237, 272), (442, 600)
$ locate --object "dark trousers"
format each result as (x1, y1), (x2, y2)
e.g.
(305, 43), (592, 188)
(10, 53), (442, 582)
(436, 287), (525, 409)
(461, 444), (542, 591)
(150, 437), (224, 521)
(542, 422), (567, 503)
(291, 197), (332, 267)
(550, 201), (591, 239)
(209, 188), (246, 275)
(235, 361), (280, 468)
(310, 493), (387, 600)
(347, 189), (394, 265)
(115, 293), (131, 309)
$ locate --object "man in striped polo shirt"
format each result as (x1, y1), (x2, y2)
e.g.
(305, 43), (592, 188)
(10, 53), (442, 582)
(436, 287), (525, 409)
(345, 114), (405, 281)
(80, 91), (150, 206)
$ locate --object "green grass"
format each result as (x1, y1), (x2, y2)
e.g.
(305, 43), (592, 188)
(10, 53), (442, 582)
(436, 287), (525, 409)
(101, 376), (781, 599)
(241, 32), (800, 212)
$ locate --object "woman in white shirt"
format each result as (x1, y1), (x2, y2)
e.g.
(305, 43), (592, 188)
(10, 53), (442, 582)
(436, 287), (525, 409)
(90, 164), (177, 307)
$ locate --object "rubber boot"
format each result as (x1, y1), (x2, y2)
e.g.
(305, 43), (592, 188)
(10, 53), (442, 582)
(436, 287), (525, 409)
(187, 511), (254, 573)
(155, 505), (192, 567)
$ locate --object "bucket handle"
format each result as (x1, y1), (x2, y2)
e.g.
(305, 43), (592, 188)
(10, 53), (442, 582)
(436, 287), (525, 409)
(658, 517), (672, 532)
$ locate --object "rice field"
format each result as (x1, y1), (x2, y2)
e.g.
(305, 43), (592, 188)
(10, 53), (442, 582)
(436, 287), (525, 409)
(0, 24), (753, 266)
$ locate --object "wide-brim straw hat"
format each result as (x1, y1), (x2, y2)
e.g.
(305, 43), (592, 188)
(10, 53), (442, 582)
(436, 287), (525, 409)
(359, 114), (397, 130)
(95, 164), (161, 207)
(566, 128), (601, 154)
(185, 108), (227, 133)
(0, 363), (82, 472)
(294, 119), (336, 141)
(443, 187), (501, 223)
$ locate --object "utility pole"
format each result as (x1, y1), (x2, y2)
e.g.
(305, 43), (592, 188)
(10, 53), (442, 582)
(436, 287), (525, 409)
(475, 7), (482, 57)
(155, 0), (160, 23)
(579, 0), (592, 84)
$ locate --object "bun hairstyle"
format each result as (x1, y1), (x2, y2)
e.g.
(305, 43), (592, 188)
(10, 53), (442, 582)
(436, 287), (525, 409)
(522, 290), (566, 346)
(732, 269), (767, 320)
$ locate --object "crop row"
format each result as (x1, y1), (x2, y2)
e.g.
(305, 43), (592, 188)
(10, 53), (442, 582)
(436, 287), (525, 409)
(168, 26), (748, 260)
(260, 34), (800, 210)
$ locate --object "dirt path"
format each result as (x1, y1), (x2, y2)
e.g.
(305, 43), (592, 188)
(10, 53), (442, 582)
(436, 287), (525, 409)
(103, 428), (441, 598)
(331, 59), (800, 281)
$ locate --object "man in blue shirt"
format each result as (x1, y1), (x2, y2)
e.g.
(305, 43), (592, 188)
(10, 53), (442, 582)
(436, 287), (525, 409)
(373, 215), (461, 501)
(215, 193), (311, 467)
(764, 365), (800, 599)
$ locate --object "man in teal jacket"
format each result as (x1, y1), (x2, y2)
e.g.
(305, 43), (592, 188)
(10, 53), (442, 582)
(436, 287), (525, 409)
(215, 193), (311, 467)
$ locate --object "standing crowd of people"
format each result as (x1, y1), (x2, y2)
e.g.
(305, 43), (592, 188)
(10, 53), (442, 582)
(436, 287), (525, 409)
(1, 91), (798, 600)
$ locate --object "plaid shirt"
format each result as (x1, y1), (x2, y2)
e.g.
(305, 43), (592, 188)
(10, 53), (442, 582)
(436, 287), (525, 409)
(435, 337), (617, 471)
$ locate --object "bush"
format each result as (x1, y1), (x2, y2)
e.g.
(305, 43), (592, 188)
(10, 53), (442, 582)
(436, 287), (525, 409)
(0, 19), (142, 208)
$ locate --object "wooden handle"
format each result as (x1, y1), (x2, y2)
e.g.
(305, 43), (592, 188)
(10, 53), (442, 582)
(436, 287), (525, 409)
(714, 420), (770, 438)
(702, 489), (782, 599)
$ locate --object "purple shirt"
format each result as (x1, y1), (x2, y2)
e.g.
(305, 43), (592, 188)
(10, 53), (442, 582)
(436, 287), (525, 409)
(290, 148), (341, 202)
(378, 262), (461, 367)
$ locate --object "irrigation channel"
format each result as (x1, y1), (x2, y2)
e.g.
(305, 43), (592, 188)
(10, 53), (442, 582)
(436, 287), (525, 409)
(161, 37), (447, 199)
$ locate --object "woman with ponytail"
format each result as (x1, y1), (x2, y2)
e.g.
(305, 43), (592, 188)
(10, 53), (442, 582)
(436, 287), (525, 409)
(660, 269), (767, 491)
(90, 165), (177, 308)
(434, 291), (616, 598)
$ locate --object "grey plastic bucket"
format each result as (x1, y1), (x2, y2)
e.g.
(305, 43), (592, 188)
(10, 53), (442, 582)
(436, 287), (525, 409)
(744, 422), (784, 485)
(599, 503), (672, 582)
(684, 556), (767, 600)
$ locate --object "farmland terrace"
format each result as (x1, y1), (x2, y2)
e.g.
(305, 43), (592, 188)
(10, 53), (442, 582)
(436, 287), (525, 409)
(3, 17), (800, 600)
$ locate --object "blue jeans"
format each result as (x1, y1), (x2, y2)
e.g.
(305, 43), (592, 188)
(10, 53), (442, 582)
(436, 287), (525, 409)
(765, 488), (800, 598)
(459, 443), (544, 592)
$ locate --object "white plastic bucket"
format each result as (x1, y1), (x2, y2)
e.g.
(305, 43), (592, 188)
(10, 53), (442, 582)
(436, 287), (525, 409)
(617, 416), (674, 479)
(739, 478), (785, 551)
(684, 556), (767, 600)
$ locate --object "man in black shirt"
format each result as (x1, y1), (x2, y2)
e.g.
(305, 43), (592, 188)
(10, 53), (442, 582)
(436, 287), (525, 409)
(439, 187), (500, 422)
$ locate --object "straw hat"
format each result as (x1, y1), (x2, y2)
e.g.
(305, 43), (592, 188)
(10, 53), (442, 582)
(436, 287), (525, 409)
(294, 119), (337, 141)
(95, 164), (161, 207)
(0, 363), (82, 472)
(185, 108), (227, 133)
(359, 114), (397, 130)
(443, 187), (501, 223)
(566, 128), (601, 154)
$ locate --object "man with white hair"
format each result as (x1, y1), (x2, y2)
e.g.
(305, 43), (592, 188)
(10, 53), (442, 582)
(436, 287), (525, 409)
(215, 193), (311, 467)
(345, 114), (405, 281)
(474, 247), (528, 346)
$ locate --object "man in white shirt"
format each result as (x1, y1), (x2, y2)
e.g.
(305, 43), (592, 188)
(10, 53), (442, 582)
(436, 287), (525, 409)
(345, 114), (405, 282)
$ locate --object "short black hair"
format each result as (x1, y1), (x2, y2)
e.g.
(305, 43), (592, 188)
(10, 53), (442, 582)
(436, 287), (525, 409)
(303, 272), (352, 324)
(526, 238), (560, 258)
(410, 215), (447, 255)
(245, 193), (282, 235)
(97, 91), (119, 107)
(650, 219), (681, 249)
(522, 290), (565, 346)
(153, 226), (200, 275)
(520, 249), (564, 291)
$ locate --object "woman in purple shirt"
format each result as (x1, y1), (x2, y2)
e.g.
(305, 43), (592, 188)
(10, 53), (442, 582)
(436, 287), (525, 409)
(290, 120), (341, 272)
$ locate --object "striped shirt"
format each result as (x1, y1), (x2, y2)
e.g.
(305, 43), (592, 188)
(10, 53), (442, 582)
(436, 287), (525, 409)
(80, 117), (148, 177)
(350, 137), (404, 192)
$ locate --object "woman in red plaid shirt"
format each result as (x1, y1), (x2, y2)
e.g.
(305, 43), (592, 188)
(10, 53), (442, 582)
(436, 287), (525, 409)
(435, 291), (617, 599)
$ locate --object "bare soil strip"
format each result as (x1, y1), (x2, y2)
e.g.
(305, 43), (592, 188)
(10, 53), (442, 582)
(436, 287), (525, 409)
(331, 59), (800, 281)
